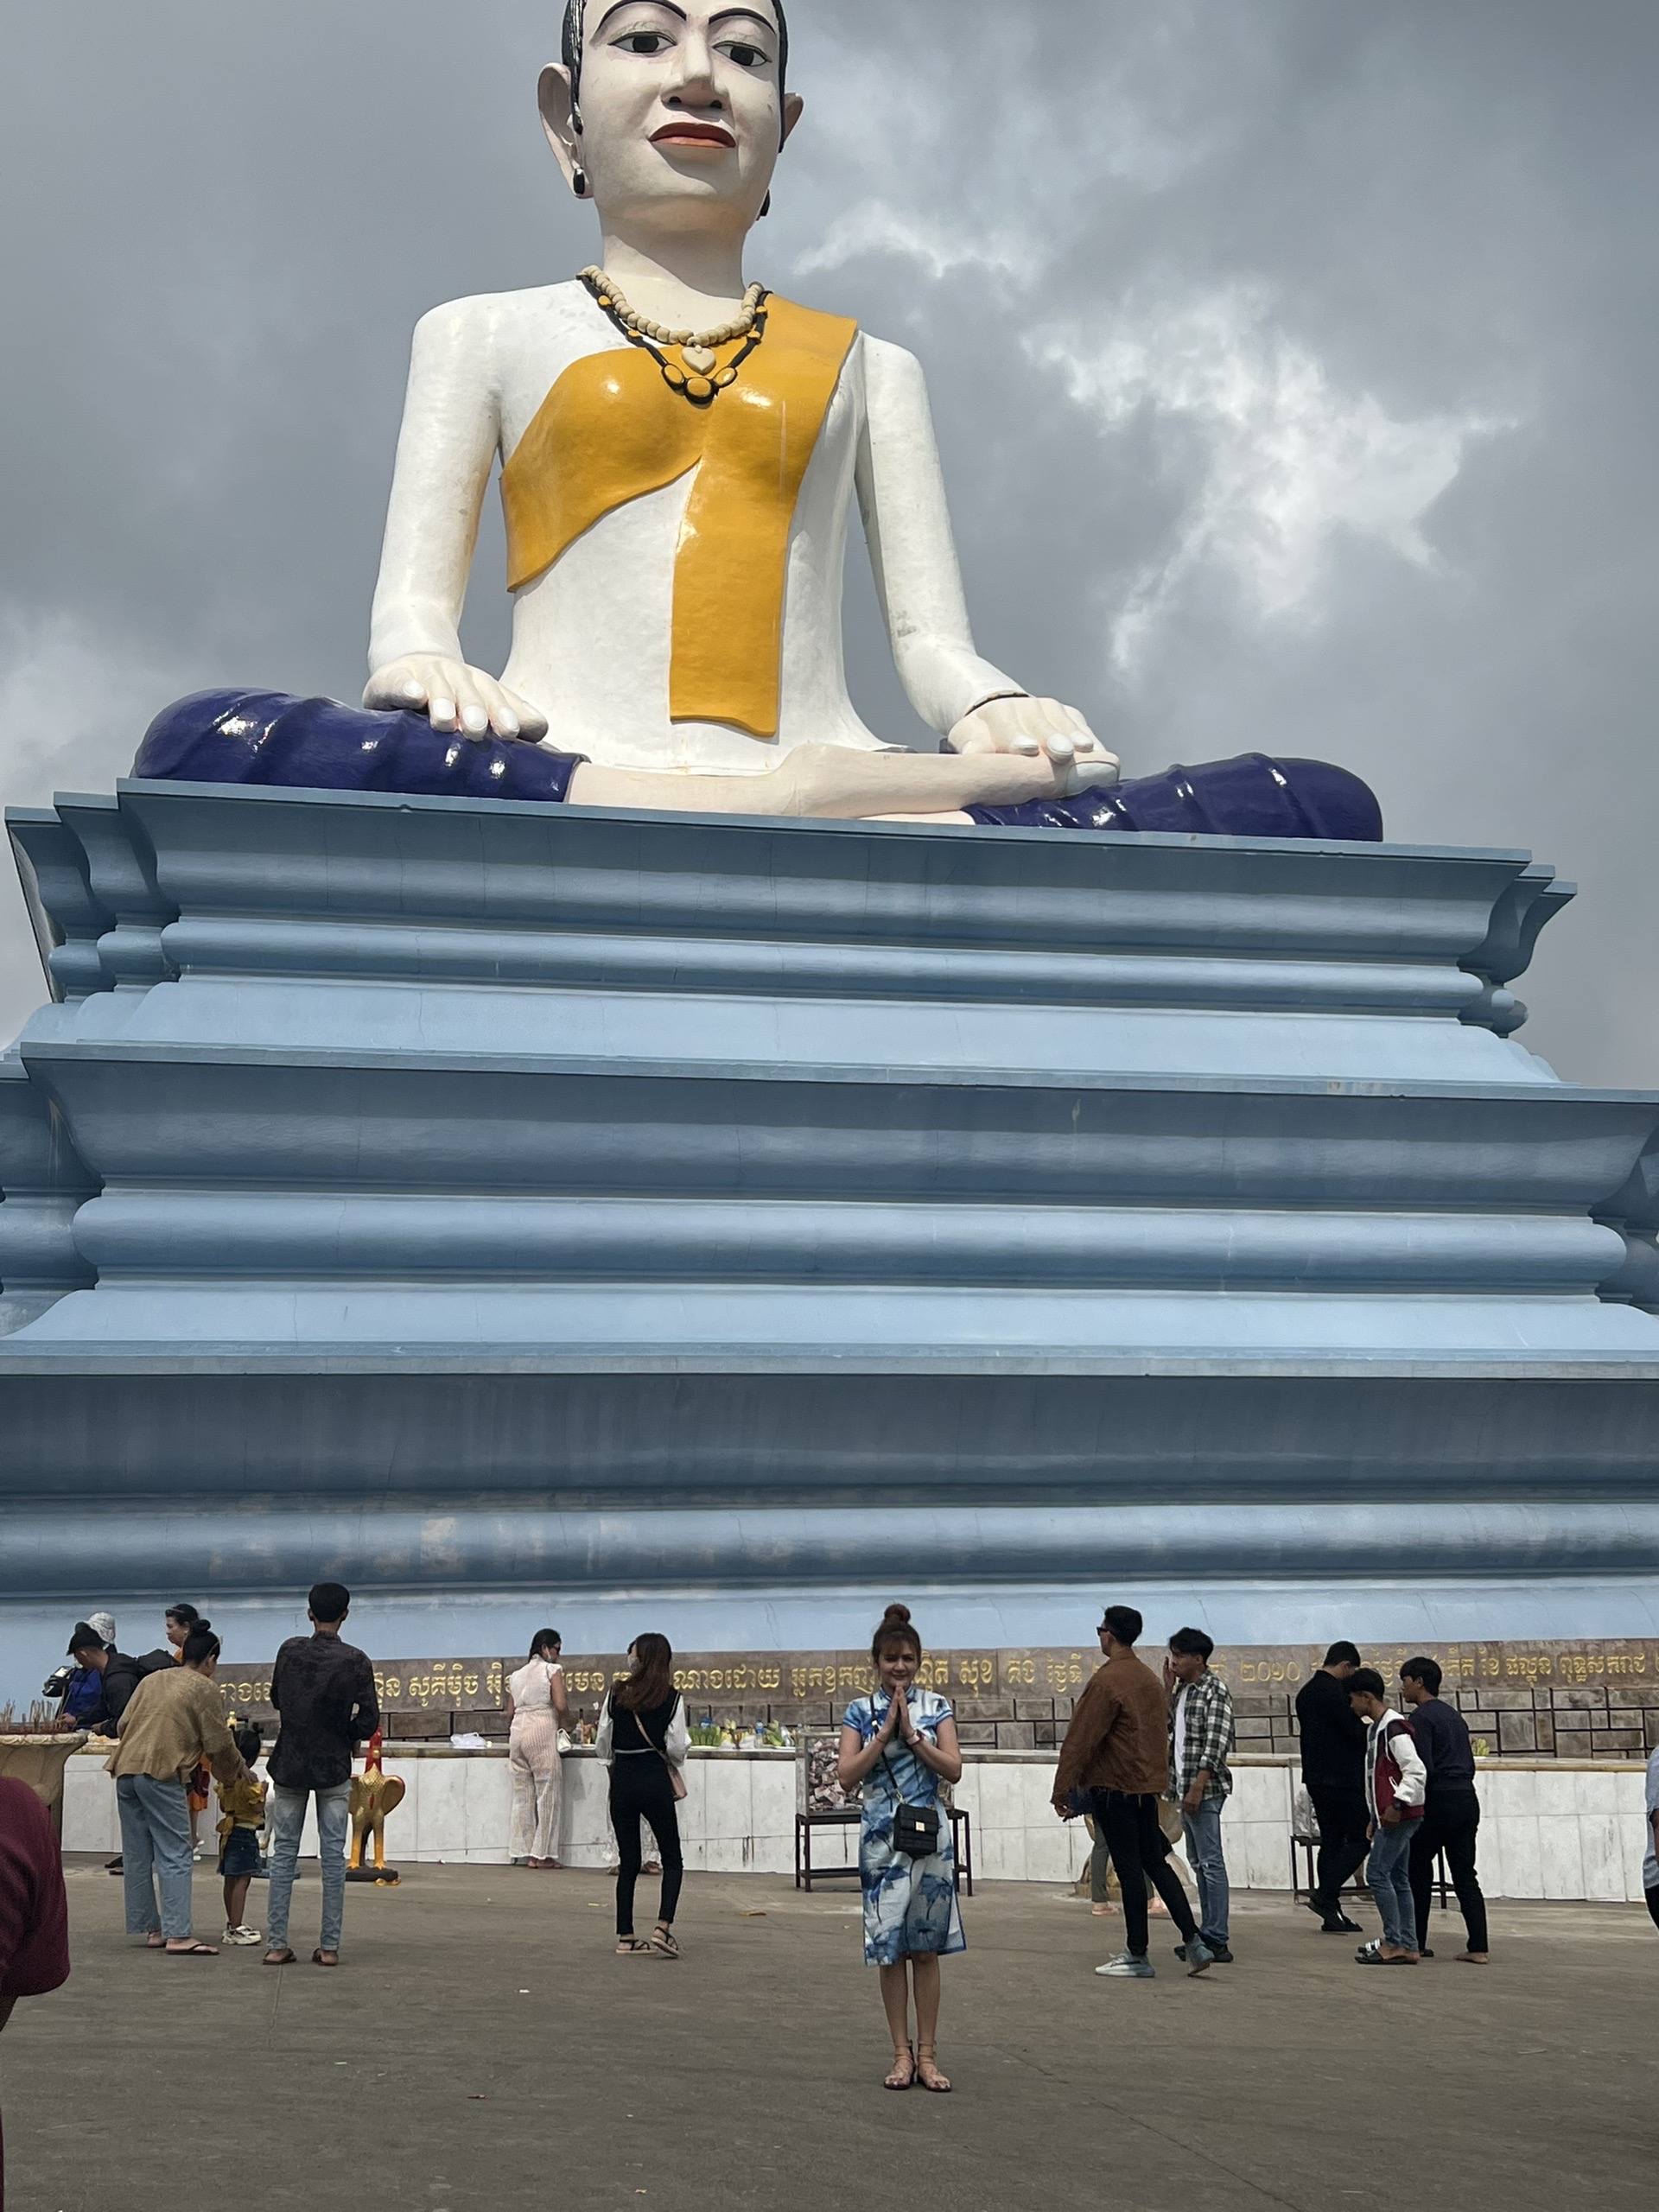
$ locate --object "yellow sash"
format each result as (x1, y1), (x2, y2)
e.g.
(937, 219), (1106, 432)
(500, 296), (858, 740)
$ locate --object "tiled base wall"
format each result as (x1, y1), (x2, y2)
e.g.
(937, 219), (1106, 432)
(1228, 1686), (1659, 1764)
(62, 1754), (1657, 1904)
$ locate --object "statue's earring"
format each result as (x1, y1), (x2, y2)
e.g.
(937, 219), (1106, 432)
(572, 166), (588, 198)
(760, 191), (772, 219)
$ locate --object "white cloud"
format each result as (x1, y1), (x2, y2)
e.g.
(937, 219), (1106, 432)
(794, 200), (1029, 283)
(785, 176), (1510, 680)
(0, 604), (188, 804)
(1030, 287), (1510, 671)
(0, 605), (194, 1044)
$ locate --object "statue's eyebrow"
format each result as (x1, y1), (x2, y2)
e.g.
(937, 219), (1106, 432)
(708, 7), (779, 35)
(592, 1), (689, 35)
(591, 1), (779, 41)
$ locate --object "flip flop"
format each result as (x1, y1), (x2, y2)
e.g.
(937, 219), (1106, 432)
(1357, 1950), (1417, 1965)
(164, 1941), (219, 1956)
(313, 1949), (340, 1967)
(263, 1948), (297, 1967)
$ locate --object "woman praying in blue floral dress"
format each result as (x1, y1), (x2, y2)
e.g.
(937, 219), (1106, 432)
(839, 1604), (965, 2094)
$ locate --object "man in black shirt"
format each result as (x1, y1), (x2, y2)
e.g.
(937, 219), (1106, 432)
(1294, 1640), (1369, 1932)
(264, 1581), (380, 1968)
(61, 1626), (143, 1738)
(1401, 1656), (1489, 1962)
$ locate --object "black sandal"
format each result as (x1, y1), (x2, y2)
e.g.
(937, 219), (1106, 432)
(615, 1936), (655, 1955)
(648, 1927), (680, 1959)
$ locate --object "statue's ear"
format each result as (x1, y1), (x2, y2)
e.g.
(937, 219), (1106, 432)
(781, 91), (804, 145)
(538, 61), (582, 187)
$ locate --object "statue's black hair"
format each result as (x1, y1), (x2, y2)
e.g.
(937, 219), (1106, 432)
(563, 0), (790, 110)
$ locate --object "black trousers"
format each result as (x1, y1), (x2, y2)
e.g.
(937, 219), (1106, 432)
(1646, 1887), (1659, 1933)
(609, 1758), (684, 1936)
(1091, 1789), (1198, 1957)
(1307, 1782), (1370, 1910)
(1409, 1787), (1488, 1954)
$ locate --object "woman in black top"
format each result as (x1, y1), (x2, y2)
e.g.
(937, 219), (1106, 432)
(599, 1635), (689, 1957)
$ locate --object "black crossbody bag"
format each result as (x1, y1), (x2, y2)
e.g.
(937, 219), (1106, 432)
(880, 1742), (941, 1859)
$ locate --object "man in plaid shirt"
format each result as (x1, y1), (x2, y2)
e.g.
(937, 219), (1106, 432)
(1166, 1627), (1236, 1962)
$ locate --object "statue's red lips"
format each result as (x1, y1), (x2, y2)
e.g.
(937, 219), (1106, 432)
(651, 123), (737, 148)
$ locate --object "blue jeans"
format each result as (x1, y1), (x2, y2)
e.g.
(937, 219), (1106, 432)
(264, 1782), (352, 1954)
(117, 1775), (194, 1941)
(1181, 1797), (1230, 1946)
(1365, 1818), (1418, 1950)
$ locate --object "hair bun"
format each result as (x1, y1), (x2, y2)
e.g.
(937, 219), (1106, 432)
(194, 1618), (212, 1635)
(880, 1603), (912, 1626)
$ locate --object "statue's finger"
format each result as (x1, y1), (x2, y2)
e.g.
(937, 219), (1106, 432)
(476, 677), (521, 740)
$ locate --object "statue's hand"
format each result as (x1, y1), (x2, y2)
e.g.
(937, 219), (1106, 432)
(946, 696), (1119, 795)
(364, 656), (550, 743)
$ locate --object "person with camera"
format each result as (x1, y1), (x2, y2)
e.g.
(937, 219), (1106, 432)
(837, 1604), (964, 2094)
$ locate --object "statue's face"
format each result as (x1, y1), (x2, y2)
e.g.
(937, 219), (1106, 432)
(543, 1), (799, 232)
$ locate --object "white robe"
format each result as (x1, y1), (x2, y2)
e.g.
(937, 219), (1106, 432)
(369, 283), (1022, 776)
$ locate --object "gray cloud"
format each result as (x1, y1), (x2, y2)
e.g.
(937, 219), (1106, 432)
(2, 0), (1656, 1081)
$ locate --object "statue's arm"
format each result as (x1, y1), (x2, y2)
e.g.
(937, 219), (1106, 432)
(856, 338), (1115, 783)
(365, 300), (546, 740)
(856, 338), (1020, 730)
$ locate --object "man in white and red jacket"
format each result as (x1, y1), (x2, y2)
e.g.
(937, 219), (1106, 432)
(1345, 1668), (1427, 1964)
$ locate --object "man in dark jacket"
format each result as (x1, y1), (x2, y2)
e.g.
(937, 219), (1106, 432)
(1401, 1656), (1489, 1962)
(61, 1625), (143, 1738)
(1294, 1640), (1369, 1933)
(264, 1581), (380, 1968)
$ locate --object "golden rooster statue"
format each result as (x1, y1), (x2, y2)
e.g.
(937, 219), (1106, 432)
(346, 1728), (405, 1882)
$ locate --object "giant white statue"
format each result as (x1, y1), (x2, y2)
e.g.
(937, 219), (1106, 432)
(136, 0), (1378, 842)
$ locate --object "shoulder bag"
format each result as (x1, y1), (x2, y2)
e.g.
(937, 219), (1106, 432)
(879, 1704), (941, 1859)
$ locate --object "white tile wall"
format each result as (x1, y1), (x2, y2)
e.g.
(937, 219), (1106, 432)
(56, 1750), (1658, 1903)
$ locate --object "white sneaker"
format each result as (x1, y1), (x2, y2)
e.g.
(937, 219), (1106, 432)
(1096, 1950), (1155, 1979)
(224, 1925), (263, 1946)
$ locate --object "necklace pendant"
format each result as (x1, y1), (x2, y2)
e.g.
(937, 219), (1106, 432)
(681, 343), (718, 376)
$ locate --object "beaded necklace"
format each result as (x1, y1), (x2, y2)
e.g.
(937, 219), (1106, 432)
(579, 265), (770, 406)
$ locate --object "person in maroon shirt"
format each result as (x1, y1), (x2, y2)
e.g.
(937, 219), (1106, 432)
(0, 1777), (71, 2210)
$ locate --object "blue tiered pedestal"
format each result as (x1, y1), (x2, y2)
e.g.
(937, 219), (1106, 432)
(3, 779), (1659, 1667)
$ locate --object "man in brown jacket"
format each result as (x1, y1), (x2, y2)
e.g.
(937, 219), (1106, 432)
(1052, 1605), (1214, 1978)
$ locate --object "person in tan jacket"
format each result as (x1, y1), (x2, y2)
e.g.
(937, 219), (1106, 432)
(1052, 1605), (1214, 1980)
(107, 1620), (248, 1956)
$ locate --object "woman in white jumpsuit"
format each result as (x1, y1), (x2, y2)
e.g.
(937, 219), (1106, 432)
(508, 1630), (570, 1868)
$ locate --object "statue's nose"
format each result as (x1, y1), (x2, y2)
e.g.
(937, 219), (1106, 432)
(663, 28), (721, 104)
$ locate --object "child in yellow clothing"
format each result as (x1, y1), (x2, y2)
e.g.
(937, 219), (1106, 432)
(218, 1723), (268, 1945)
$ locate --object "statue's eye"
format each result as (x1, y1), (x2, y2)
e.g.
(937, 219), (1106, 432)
(719, 40), (766, 67)
(616, 29), (671, 54)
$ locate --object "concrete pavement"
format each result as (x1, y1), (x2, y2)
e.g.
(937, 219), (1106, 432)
(2, 1858), (1652, 2211)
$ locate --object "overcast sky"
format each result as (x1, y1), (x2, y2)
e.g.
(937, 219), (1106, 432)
(1, 1), (1656, 1081)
